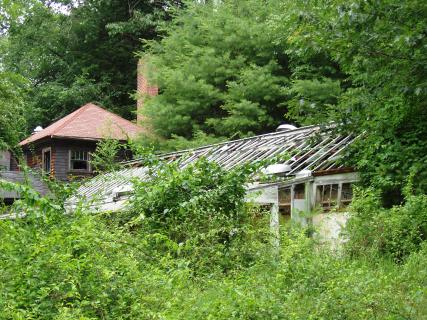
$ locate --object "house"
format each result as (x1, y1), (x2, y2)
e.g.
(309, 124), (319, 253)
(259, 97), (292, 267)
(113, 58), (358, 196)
(15, 59), (157, 181)
(18, 103), (145, 181)
(1, 59), (154, 205)
(67, 124), (359, 245)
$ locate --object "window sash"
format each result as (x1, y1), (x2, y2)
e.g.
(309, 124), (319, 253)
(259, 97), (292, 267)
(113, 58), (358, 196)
(69, 150), (90, 171)
(71, 151), (89, 161)
(316, 182), (353, 212)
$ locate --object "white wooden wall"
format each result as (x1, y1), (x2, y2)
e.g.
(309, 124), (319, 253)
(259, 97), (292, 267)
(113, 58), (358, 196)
(246, 172), (359, 247)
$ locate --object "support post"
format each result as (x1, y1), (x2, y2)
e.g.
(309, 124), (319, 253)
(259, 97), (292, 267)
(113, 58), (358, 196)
(270, 202), (280, 251)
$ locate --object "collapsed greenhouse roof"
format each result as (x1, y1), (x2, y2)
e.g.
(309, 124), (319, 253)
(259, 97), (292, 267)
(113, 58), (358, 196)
(68, 125), (357, 210)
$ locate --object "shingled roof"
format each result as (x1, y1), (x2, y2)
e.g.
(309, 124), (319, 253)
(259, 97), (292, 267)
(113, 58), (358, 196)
(20, 103), (144, 146)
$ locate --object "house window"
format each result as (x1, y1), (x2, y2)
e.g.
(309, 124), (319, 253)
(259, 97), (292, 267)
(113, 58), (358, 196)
(278, 187), (291, 217)
(70, 150), (90, 171)
(294, 183), (305, 199)
(42, 148), (51, 174)
(340, 183), (353, 208)
(316, 184), (339, 211)
(316, 183), (354, 212)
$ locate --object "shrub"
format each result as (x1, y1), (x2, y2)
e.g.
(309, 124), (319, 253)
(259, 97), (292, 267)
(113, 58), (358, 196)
(1, 158), (426, 319)
(125, 158), (271, 275)
(343, 188), (427, 262)
(163, 231), (427, 320)
(0, 158), (271, 318)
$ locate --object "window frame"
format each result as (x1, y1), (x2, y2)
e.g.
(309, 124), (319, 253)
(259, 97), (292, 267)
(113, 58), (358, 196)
(315, 182), (354, 212)
(278, 187), (292, 217)
(42, 147), (52, 174)
(69, 150), (91, 172)
(340, 182), (353, 208)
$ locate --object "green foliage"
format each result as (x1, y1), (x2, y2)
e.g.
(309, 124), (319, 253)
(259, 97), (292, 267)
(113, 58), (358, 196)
(0, 210), (163, 319)
(287, 78), (342, 125)
(141, 0), (346, 141)
(90, 138), (122, 174)
(142, 0), (427, 195)
(125, 158), (270, 275)
(143, 0), (292, 139)
(1, 211), (426, 319)
(0, 0), (32, 33)
(2, 0), (182, 130)
(344, 187), (427, 262)
(167, 233), (427, 319)
(0, 71), (27, 151)
(277, 0), (427, 194)
(1, 159), (427, 319)
(1, 1), (427, 318)
(0, 156), (272, 318)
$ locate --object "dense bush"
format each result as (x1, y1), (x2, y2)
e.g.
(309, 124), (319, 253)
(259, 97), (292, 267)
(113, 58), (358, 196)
(343, 188), (427, 262)
(2, 214), (425, 319)
(0, 160), (271, 318)
(167, 233), (427, 319)
(1, 161), (426, 319)
(123, 158), (271, 275)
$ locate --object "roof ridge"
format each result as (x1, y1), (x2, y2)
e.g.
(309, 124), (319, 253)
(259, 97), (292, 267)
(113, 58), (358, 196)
(50, 103), (92, 137)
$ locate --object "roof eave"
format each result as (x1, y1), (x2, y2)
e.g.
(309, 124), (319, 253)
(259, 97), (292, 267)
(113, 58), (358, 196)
(51, 135), (129, 142)
(19, 135), (132, 147)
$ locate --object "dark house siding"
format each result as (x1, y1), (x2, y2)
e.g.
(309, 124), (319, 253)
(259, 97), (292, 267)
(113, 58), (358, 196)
(22, 138), (130, 182)
(54, 143), (69, 181)
(54, 140), (97, 181)
(23, 139), (96, 181)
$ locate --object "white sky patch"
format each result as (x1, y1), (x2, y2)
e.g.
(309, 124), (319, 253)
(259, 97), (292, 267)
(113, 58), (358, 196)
(47, 0), (82, 15)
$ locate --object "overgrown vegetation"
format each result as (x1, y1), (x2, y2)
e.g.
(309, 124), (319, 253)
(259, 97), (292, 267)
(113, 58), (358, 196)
(1, 0), (427, 318)
(1, 0), (425, 196)
(1, 159), (426, 319)
(1, 0), (182, 131)
(141, 0), (427, 196)
(0, 71), (27, 151)
(344, 188), (427, 263)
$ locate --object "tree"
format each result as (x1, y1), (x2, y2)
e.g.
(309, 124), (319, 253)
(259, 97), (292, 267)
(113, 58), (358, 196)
(3, 0), (182, 131)
(277, 0), (427, 196)
(140, 0), (344, 143)
(0, 0), (32, 34)
(143, 0), (427, 196)
(142, 1), (289, 140)
(0, 71), (27, 152)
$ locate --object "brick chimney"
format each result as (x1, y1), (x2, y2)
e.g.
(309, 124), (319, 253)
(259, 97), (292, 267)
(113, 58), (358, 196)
(137, 59), (158, 124)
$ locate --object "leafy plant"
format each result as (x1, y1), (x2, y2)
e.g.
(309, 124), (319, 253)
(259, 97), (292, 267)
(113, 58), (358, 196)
(343, 187), (427, 262)
(1, 160), (427, 319)
(124, 158), (271, 275)
(90, 138), (122, 174)
(0, 71), (27, 152)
